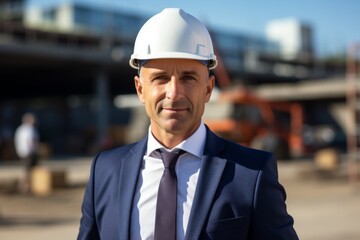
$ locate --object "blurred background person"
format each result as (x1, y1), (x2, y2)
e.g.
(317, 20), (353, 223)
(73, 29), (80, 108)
(14, 112), (40, 194)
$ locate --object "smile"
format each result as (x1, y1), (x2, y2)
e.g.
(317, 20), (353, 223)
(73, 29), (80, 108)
(163, 108), (187, 112)
(163, 108), (186, 113)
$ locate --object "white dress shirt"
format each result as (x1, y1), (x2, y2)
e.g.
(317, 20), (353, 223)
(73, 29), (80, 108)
(130, 123), (207, 240)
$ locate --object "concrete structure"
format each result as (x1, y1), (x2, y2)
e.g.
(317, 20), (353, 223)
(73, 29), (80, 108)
(0, 1), (346, 160)
(24, 1), (143, 39)
(266, 18), (314, 61)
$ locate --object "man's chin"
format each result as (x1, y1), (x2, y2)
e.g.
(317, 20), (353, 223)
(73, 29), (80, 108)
(162, 119), (186, 132)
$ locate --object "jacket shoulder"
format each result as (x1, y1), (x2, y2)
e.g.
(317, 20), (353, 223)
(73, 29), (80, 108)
(99, 142), (138, 158)
(92, 138), (146, 168)
(207, 129), (273, 170)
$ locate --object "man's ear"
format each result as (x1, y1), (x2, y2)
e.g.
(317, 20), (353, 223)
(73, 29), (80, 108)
(134, 75), (145, 104)
(205, 75), (215, 103)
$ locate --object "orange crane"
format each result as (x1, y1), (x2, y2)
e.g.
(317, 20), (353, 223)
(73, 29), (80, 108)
(204, 40), (305, 159)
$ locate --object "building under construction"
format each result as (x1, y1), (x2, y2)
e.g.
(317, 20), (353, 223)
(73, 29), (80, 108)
(0, 0), (357, 164)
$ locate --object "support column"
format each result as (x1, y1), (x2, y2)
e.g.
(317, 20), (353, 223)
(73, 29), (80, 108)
(96, 68), (110, 150)
(346, 43), (360, 187)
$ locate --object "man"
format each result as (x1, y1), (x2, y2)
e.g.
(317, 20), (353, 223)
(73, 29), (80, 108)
(78, 8), (298, 240)
(14, 112), (40, 193)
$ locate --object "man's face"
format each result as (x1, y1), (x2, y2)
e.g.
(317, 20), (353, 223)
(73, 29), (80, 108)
(134, 58), (215, 141)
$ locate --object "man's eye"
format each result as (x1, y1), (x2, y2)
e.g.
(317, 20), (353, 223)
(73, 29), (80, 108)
(182, 75), (196, 81)
(153, 75), (168, 81)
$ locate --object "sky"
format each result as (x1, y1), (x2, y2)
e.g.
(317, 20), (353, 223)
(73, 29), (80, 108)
(28, 0), (360, 57)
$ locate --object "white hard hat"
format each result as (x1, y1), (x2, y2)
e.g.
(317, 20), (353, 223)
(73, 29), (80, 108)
(129, 8), (218, 70)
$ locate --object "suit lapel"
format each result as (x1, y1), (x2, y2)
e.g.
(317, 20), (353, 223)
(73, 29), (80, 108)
(115, 129), (227, 239)
(118, 137), (147, 239)
(185, 129), (227, 239)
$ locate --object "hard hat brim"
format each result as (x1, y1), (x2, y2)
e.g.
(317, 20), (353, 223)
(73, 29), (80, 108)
(129, 52), (218, 70)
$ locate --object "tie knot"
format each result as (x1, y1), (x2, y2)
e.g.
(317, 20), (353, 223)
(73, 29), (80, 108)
(158, 150), (184, 170)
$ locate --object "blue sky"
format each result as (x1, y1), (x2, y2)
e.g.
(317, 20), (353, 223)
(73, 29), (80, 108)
(29, 0), (360, 57)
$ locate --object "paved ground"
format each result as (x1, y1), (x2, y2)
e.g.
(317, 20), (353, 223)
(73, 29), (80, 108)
(280, 165), (360, 240)
(0, 158), (359, 240)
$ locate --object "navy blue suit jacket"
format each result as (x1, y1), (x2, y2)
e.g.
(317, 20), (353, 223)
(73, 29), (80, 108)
(78, 127), (298, 240)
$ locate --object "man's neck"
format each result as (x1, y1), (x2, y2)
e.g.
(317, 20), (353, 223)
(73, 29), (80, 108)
(150, 123), (201, 149)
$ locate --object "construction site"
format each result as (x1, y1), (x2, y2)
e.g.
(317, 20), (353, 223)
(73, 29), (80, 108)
(0, 0), (360, 239)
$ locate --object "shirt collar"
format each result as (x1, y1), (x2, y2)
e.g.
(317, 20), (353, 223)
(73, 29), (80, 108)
(146, 123), (206, 159)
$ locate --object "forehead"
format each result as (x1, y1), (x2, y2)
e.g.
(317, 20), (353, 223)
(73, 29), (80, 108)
(141, 58), (207, 73)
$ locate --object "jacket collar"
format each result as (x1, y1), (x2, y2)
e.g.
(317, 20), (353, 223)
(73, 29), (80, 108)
(118, 136), (147, 239)
(185, 127), (227, 239)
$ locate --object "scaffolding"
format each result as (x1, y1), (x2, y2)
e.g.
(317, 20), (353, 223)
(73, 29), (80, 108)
(346, 42), (360, 186)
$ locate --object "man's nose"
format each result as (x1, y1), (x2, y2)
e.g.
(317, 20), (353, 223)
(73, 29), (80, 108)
(166, 77), (182, 100)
